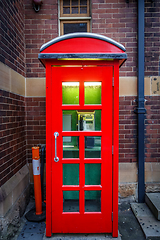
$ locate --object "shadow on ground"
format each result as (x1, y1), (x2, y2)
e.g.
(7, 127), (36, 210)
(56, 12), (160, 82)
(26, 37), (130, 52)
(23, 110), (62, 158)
(13, 200), (148, 240)
(118, 202), (146, 240)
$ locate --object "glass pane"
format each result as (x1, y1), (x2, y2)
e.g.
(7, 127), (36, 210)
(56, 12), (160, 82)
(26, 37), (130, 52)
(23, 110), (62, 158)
(64, 23), (87, 35)
(63, 164), (79, 185)
(72, 0), (78, 6)
(63, 110), (101, 131)
(63, 7), (70, 14)
(85, 191), (101, 212)
(80, 0), (87, 5)
(85, 136), (101, 158)
(63, 191), (79, 212)
(63, 111), (77, 131)
(80, 7), (87, 14)
(62, 82), (79, 105)
(84, 82), (102, 105)
(72, 7), (78, 14)
(85, 164), (101, 185)
(63, 136), (79, 158)
(63, 0), (70, 6)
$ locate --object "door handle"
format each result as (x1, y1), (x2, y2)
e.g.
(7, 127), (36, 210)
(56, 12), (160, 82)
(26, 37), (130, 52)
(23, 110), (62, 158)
(54, 132), (59, 162)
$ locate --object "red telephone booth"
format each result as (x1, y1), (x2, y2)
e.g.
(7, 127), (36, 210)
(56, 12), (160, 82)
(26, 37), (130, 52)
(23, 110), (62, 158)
(39, 33), (127, 238)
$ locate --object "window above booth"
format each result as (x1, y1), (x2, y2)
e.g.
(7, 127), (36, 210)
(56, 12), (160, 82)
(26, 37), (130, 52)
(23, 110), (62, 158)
(59, 0), (91, 35)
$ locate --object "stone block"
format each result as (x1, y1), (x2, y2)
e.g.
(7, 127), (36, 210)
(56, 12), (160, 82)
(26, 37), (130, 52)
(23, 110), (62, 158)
(119, 183), (137, 198)
(119, 163), (137, 183)
(0, 165), (30, 240)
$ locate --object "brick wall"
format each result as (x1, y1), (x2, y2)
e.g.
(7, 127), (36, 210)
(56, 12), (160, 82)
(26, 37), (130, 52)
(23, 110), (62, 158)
(0, 0), (25, 76)
(119, 96), (137, 163)
(24, 0), (58, 78)
(0, 90), (26, 186)
(145, 0), (160, 76)
(0, 0), (26, 187)
(25, 97), (46, 163)
(119, 95), (160, 163)
(145, 96), (160, 162)
(92, 0), (137, 77)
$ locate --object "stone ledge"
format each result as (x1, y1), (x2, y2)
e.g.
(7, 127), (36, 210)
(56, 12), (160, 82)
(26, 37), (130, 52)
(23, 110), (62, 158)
(0, 165), (29, 218)
(0, 165), (30, 240)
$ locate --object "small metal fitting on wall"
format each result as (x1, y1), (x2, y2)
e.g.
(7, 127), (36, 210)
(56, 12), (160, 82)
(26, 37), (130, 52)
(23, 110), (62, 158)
(32, 0), (43, 12)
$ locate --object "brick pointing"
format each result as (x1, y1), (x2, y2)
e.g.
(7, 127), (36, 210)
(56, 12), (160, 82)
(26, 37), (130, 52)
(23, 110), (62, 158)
(145, 0), (160, 76)
(0, 0), (25, 76)
(119, 96), (160, 163)
(25, 97), (46, 163)
(92, 0), (137, 77)
(119, 96), (137, 163)
(24, 0), (58, 78)
(0, 90), (26, 187)
(145, 96), (160, 162)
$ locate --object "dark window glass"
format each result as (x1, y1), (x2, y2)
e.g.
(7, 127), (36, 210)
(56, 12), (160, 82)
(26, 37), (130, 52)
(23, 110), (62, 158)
(80, 7), (87, 13)
(72, 0), (78, 6)
(80, 0), (87, 5)
(63, 7), (70, 14)
(64, 23), (87, 34)
(72, 7), (78, 13)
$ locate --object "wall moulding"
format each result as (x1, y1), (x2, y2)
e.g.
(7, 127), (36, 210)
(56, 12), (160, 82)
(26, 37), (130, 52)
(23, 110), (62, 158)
(0, 62), (157, 97)
(0, 62), (25, 96)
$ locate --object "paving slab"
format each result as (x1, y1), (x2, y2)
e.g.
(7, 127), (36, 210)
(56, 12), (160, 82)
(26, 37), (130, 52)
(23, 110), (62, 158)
(145, 193), (160, 220)
(131, 203), (160, 240)
(43, 231), (121, 240)
(17, 222), (46, 240)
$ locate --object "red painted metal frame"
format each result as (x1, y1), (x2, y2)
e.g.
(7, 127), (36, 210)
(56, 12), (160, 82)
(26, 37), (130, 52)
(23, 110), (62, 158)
(45, 60), (119, 237)
(112, 61), (119, 237)
(47, 65), (113, 234)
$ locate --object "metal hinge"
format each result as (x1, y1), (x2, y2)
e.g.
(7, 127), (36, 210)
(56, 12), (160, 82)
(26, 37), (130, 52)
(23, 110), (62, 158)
(112, 146), (114, 155)
(112, 212), (113, 221)
(112, 77), (114, 87)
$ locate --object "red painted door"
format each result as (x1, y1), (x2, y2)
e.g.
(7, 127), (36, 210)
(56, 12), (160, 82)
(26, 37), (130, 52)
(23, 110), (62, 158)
(51, 66), (113, 233)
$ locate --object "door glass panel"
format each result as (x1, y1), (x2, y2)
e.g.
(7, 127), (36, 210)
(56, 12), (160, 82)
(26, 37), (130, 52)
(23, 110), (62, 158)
(85, 191), (101, 212)
(63, 110), (101, 131)
(62, 82), (79, 105)
(84, 82), (101, 105)
(63, 191), (79, 212)
(85, 164), (101, 185)
(63, 136), (79, 158)
(63, 164), (79, 185)
(85, 136), (101, 158)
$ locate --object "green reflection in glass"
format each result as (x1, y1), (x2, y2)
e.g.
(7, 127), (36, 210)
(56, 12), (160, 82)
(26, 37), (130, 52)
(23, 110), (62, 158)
(85, 136), (101, 158)
(85, 82), (101, 104)
(63, 164), (79, 185)
(63, 136), (79, 158)
(62, 82), (79, 105)
(63, 110), (77, 131)
(85, 164), (101, 185)
(63, 110), (101, 132)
